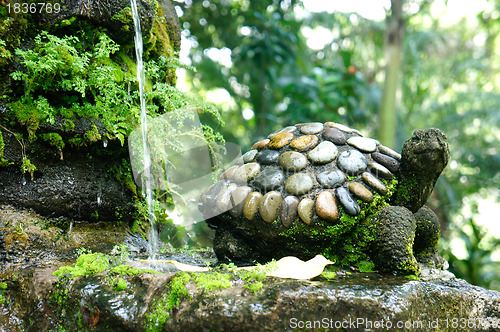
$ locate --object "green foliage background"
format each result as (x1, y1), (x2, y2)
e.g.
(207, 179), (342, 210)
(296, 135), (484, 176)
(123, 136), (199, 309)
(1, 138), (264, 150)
(175, 0), (500, 289)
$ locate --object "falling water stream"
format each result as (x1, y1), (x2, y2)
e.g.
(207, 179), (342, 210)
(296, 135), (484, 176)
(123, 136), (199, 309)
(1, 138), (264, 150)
(130, 0), (158, 261)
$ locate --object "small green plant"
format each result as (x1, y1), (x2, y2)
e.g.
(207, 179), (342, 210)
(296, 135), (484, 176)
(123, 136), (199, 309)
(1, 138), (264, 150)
(110, 244), (131, 265)
(113, 277), (128, 291)
(20, 157), (36, 180)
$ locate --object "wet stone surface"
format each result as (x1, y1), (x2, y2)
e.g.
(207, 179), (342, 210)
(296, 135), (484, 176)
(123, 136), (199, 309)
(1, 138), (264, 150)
(368, 162), (393, 180)
(290, 135), (319, 152)
(347, 137), (379, 152)
(322, 128), (347, 145)
(233, 163), (261, 184)
(256, 150), (280, 165)
(317, 169), (346, 188)
(269, 132), (294, 149)
(348, 182), (374, 203)
(285, 173), (314, 195)
(315, 191), (339, 222)
(253, 167), (285, 191)
(229, 186), (252, 217)
(252, 139), (270, 150)
(336, 187), (361, 216)
(242, 150), (258, 163)
(362, 172), (388, 196)
(243, 192), (263, 221)
(297, 197), (315, 225)
(279, 151), (308, 172)
(337, 149), (367, 175)
(259, 191), (282, 223)
(299, 122), (324, 135)
(281, 196), (300, 228)
(378, 145), (402, 161)
(308, 141), (338, 164)
(372, 152), (400, 173)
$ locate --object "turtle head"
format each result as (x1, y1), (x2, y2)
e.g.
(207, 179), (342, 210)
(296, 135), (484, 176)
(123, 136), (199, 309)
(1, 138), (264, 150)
(392, 128), (450, 213)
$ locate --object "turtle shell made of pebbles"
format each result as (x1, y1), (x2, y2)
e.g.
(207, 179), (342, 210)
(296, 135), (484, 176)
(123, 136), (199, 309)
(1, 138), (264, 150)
(200, 122), (402, 228)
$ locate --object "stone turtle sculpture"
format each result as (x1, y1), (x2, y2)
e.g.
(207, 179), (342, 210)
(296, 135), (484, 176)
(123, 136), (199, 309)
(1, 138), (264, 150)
(199, 122), (450, 275)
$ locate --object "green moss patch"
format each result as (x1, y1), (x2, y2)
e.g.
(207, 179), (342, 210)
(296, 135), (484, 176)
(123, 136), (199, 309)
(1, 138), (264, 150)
(280, 178), (398, 269)
(53, 252), (110, 279)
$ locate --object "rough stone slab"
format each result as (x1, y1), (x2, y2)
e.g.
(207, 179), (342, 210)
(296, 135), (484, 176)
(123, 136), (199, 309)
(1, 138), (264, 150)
(1, 265), (499, 331)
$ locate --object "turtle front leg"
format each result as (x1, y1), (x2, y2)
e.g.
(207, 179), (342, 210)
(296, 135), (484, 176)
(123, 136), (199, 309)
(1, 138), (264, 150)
(413, 206), (445, 269)
(372, 206), (420, 275)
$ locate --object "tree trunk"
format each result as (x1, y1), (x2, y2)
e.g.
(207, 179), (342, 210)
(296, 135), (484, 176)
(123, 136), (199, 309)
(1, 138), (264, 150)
(379, 0), (404, 148)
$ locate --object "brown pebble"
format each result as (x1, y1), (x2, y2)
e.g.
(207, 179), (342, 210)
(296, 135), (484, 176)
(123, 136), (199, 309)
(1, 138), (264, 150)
(322, 128), (346, 145)
(348, 182), (374, 203)
(252, 139), (270, 150)
(269, 132), (294, 149)
(219, 165), (239, 180)
(362, 172), (388, 196)
(229, 186), (252, 217)
(297, 198), (315, 225)
(315, 191), (339, 222)
(243, 192), (263, 221)
(281, 196), (300, 228)
(290, 135), (319, 152)
(372, 152), (400, 173)
(259, 191), (283, 223)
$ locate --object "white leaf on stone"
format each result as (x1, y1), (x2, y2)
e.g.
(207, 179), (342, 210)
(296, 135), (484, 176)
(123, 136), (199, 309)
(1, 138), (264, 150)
(266, 255), (335, 280)
(141, 254), (334, 280)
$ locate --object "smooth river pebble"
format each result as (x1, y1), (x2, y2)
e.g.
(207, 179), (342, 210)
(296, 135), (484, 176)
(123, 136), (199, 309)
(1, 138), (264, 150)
(243, 192), (263, 221)
(298, 198), (315, 225)
(371, 152), (400, 173)
(252, 139), (270, 150)
(281, 196), (300, 228)
(315, 191), (339, 222)
(285, 173), (314, 195)
(279, 151), (308, 172)
(300, 122), (324, 135)
(362, 172), (388, 196)
(259, 191), (282, 223)
(256, 150), (280, 165)
(348, 182), (373, 203)
(316, 169), (346, 188)
(269, 132), (294, 149)
(368, 161), (393, 180)
(242, 149), (258, 163)
(347, 137), (379, 152)
(337, 149), (367, 175)
(233, 162), (261, 184)
(290, 135), (319, 152)
(378, 145), (401, 161)
(336, 187), (360, 216)
(308, 141), (339, 164)
(229, 186), (252, 217)
(254, 167), (285, 191)
(219, 165), (239, 180)
(216, 183), (238, 212)
(322, 128), (346, 145)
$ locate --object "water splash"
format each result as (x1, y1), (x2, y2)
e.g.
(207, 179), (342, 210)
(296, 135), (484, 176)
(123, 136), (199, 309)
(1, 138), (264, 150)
(130, 0), (158, 261)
